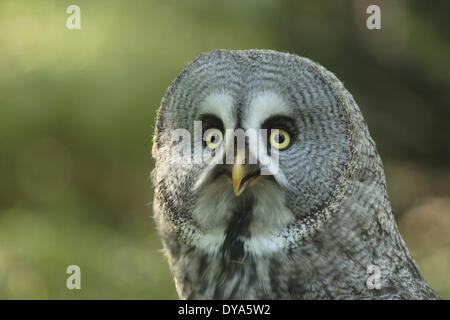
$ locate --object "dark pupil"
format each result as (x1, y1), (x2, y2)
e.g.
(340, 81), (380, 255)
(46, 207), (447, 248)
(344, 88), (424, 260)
(210, 134), (218, 143)
(275, 133), (285, 144)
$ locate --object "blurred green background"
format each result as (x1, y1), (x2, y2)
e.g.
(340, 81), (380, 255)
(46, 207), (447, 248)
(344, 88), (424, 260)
(0, 0), (449, 299)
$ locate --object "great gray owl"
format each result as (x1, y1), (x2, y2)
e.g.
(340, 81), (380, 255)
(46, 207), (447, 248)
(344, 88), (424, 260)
(151, 49), (440, 299)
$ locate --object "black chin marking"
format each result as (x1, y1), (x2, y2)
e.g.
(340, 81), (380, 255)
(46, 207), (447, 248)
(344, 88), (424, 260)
(214, 194), (255, 299)
(221, 193), (255, 261)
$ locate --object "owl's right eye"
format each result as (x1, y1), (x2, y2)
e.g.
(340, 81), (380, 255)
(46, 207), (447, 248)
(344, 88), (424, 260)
(269, 129), (291, 150)
(204, 128), (223, 149)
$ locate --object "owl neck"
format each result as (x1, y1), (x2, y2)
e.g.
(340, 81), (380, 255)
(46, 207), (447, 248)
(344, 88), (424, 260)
(159, 182), (438, 299)
(165, 213), (437, 299)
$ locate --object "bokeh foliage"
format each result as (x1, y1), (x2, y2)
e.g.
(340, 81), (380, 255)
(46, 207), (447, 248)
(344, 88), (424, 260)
(0, 0), (449, 299)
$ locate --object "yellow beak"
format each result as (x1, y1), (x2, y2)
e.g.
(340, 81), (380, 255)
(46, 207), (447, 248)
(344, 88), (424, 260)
(232, 148), (248, 196)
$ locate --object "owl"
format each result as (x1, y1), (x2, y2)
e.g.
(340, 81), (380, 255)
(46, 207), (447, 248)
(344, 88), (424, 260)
(151, 49), (440, 299)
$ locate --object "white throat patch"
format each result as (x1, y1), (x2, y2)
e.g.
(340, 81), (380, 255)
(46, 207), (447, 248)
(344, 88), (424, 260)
(192, 175), (294, 256)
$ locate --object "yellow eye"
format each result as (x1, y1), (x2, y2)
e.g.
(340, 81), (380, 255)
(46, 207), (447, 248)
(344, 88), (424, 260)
(205, 129), (223, 149)
(269, 129), (290, 150)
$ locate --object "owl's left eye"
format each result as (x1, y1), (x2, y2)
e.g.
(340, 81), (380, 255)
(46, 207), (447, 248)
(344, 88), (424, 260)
(269, 129), (291, 150)
(204, 128), (223, 149)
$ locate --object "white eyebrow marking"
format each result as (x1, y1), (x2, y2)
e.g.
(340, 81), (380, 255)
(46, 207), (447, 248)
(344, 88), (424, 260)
(243, 91), (293, 129)
(198, 91), (235, 129)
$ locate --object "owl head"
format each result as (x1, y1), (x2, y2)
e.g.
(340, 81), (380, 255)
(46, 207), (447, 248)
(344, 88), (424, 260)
(151, 50), (442, 300)
(152, 49), (376, 256)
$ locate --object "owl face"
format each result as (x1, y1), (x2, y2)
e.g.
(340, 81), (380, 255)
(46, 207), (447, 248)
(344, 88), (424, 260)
(152, 50), (441, 300)
(153, 50), (352, 253)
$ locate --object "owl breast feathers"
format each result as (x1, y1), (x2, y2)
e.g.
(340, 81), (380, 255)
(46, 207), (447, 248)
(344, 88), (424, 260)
(152, 49), (440, 300)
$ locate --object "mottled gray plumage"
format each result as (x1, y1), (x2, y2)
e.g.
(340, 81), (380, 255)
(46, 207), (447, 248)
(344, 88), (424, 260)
(152, 49), (440, 299)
